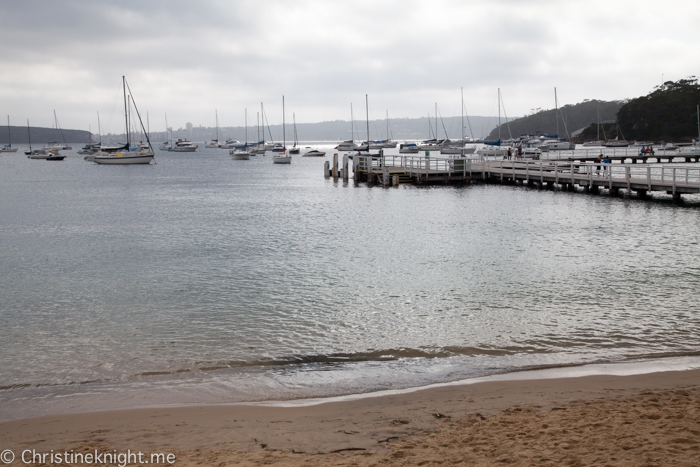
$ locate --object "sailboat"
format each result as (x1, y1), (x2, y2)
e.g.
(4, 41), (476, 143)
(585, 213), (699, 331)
(92, 76), (154, 165)
(26, 119), (53, 159)
(205, 110), (222, 148)
(289, 113), (300, 154)
(272, 96), (291, 164)
(42, 111), (72, 151)
(442, 90), (471, 155)
(583, 104), (605, 147)
(230, 109), (251, 160)
(1, 116), (18, 153)
(478, 89), (510, 157)
(336, 104), (361, 151)
(159, 114), (172, 151)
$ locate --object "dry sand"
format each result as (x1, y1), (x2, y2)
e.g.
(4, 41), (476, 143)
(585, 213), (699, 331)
(1, 369), (699, 466)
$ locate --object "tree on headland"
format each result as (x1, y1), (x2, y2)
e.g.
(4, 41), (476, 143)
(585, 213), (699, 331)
(487, 99), (624, 141)
(617, 77), (700, 142)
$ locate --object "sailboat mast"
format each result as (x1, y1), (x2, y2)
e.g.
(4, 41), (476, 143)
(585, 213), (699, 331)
(386, 110), (389, 141)
(498, 88), (501, 142)
(366, 94), (370, 148)
(97, 112), (102, 145)
(555, 87), (559, 138)
(350, 103), (355, 142)
(435, 103), (438, 141)
(27, 119), (32, 151)
(697, 104), (699, 143)
(7, 115), (11, 147)
(215, 109), (219, 142)
(244, 108), (247, 147)
(122, 76), (130, 147)
(282, 95), (285, 150)
(461, 87), (464, 146)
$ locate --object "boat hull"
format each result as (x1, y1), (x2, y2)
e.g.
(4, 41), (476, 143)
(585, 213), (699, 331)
(272, 156), (292, 164)
(92, 153), (154, 164)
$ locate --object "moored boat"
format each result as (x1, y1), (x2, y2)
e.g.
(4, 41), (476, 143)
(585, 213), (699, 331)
(92, 76), (154, 165)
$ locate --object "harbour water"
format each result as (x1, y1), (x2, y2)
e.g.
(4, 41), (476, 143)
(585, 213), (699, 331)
(1, 145), (699, 421)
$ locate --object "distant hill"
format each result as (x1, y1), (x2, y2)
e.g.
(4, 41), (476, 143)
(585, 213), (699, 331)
(616, 78), (700, 142)
(486, 100), (624, 141)
(0, 126), (91, 145)
(101, 116), (503, 144)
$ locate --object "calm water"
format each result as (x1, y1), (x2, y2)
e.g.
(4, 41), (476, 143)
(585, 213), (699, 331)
(1, 145), (699, 421)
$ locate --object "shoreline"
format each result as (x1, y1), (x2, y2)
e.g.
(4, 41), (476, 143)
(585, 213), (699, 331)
(2, 354), (700, 423)
(2, 365), (699, 465)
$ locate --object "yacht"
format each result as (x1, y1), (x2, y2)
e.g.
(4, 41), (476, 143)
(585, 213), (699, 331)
(170, 138), (198, 152)
(399, 143), (420, 154)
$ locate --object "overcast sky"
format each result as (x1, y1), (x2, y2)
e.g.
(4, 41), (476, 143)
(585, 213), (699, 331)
(1, 0), (698, 133)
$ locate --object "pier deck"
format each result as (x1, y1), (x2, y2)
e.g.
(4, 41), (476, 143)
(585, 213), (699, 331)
(351, 154), (700, 202)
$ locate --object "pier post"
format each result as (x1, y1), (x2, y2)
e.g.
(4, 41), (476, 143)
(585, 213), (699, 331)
(636, 189), (647, 198)
(324, 160), (330, 179)
(333, 153), (338, 181)
(343, 155), (349, 183)
(673, 193), (682, 204)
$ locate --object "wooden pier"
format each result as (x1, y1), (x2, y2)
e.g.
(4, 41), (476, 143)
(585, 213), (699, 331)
(349, 154), (700, 202)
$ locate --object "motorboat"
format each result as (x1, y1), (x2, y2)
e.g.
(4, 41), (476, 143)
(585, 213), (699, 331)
(662, 143), (679, 151)
(520, 147), (542, 158)
(541, 140), (575, 150)
(336, 140), (360, 151)
(230, 148), (250, 160)
(477, 146), (509, 157)
(222, 138), (245, 149)
(302, 149), (326, 157)
(159, 141), (172, 151)
(170, 138), (198, 152)
(46, 153), (66, 161)
(399, 143), (420, 154)
(677, 145), (700, 157)
(605, 139), (629, 147)
(27, 149), (51, 159)
(582, 140), (605, 147)
(78, 143), (100, 155)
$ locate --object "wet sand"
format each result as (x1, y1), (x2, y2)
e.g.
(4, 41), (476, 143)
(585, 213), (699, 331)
(1, 368), (699, 466)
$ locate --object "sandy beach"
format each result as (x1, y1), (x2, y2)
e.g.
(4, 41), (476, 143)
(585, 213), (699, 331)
(1, 368), (699, 466)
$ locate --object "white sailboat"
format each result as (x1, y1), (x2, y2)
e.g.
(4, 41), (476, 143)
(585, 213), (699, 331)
(272, 96), (291, 164)
(92, 76), (154, 165)
(25, 119), (52, 159)
(478, 89), (509, 157)
(1, 116), (18, 153)
(205, 110), (222, 148)
(159, 114), (172, 151)
(289, 113), (300, 154)
(231, 109), (251, 160)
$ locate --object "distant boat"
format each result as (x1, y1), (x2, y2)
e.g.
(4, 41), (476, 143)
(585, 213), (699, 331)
(160, 114), (172, 151)
(302, 149), (326, 157)
(25, 119), (52, 159)
(230, 109), (251, 160)
(205, 110), (222, 148)
(1, 116), (18, 153)
(169, 138), (198, 152)
(289, 113), (300, 154)
(272, 96), (291, 164)
(605, 139), (629, 148)
(399, 143), (419, 154)
(582, 140), (605, 147)
(91, 76), (154, 165)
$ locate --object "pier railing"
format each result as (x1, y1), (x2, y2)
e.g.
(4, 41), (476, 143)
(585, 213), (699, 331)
(487, 160), (700, 192)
